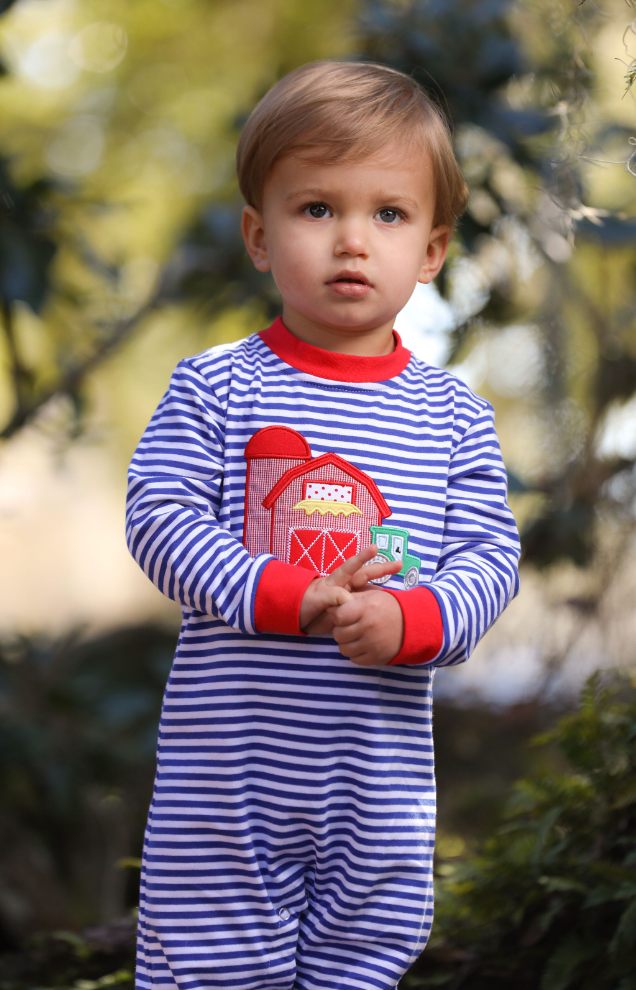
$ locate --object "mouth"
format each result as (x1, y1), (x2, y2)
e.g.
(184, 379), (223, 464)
(326, 271), (373, 298)
(327, 271), (372, 286)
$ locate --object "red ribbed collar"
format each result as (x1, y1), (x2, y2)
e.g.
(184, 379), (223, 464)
(258, 317), (411, 383)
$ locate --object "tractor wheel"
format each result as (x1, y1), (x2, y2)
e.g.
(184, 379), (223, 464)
(365, 554), (392, 585)
(403, 566), (419, 589)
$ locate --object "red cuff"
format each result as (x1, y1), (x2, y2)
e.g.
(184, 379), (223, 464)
(254, 559), (318, 636)
(385, 587), (443, 665)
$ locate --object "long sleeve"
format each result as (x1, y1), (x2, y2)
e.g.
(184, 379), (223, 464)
(125, 360), (314, 635)
(388, 400), (520, 668)
(424, 400), (520, 666)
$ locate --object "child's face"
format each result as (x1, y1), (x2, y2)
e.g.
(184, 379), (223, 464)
(242, 141), (451, 349)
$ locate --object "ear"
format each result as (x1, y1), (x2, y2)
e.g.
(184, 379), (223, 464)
(241, 205), (270, 272)
(417, 224), (452, 284)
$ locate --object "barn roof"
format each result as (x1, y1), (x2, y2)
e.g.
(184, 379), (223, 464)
(262, 452), (392, 519)
(244, 425), (311, 461)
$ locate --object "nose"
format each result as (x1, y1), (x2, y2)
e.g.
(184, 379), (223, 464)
(334, 216), (369, 259)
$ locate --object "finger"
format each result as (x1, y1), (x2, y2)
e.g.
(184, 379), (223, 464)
(337, 637), (366, 659)
(303, 589), (351, 632)
(332, 621), (363, 645)
(322, 586), (353, 609)
(349, 559), (402, 590)
(303, 612), (336, 636)
(325, 545), (379, 587)
(329, 599), (365, 627)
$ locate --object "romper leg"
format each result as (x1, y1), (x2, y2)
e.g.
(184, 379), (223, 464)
(294, 863), (435, 990)
(294, 797), (436, 989)
(134, 791), (309, 989)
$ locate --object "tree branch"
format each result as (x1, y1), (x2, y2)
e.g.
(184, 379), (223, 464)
(0, 294), (161, 441)
(0, 293), (34, 419)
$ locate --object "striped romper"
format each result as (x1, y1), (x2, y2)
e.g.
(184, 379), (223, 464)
(126, 317), (520, 990)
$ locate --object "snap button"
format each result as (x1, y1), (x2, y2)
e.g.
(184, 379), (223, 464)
(278, 907), (290, 921)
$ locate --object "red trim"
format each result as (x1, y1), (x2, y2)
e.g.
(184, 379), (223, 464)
(259, 317), (411, 383)
(262, 452), (392, 518)
(254, 558), (317, 635)
(302, 478), (357, 503)
(244, 425), (312, 461)
(385, 587), (443, 666)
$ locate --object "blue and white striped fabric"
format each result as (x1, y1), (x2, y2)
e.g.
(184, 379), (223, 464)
(126, 329), (520, 989)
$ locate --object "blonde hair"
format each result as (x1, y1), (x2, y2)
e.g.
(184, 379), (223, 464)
(236, 60), (469, 231)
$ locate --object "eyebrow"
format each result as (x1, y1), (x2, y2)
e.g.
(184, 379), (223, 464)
(284, 188), (331, 202)
(285, 188), (420, 210)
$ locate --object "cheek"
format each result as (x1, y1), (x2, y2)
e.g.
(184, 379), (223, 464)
(270, 229), (321, 285)
(382, 231), (428, 277)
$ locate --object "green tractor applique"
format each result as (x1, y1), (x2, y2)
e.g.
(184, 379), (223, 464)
(368, 525), (421, 589)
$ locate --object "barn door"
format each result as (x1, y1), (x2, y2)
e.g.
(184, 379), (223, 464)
(288, 528), (360, 575)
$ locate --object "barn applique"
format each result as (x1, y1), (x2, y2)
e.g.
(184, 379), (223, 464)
(242, 425), (421, 589)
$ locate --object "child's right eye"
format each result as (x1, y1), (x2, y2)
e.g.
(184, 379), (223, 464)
(304, 203), (331, 219)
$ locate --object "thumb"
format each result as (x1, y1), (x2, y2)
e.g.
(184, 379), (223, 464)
(323, 586), (353, 608)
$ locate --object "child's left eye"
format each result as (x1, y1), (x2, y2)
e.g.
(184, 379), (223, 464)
(376, 209), (402, 224)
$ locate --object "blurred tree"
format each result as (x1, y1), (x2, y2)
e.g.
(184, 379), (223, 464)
(357, 0), (636, 574)
(0, 0), (634, 572)
(0, 0), (355, 439)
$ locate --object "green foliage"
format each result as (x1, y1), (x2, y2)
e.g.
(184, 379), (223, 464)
(0, 626), (175, 942)
(402, 673), (636, 990)
(0, 916), (135, 989)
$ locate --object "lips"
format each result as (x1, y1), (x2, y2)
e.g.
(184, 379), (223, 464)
(327, 270), (373, 299)
(328, 270), (372, 286)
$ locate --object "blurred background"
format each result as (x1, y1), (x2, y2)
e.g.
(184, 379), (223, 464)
(0, 0), (635, 986)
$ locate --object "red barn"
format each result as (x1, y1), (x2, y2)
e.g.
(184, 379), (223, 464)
(243, 426), (391, 575)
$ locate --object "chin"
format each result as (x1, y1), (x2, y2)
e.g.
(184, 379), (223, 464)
(322, 304), (383, 326)
(322, 314), (380, 331)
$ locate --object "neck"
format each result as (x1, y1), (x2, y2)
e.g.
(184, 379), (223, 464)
(280, 306), (396, 356)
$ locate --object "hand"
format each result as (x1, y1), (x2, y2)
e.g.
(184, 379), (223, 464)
(299, 544), (401, 635)
(329, 586), (404, 666)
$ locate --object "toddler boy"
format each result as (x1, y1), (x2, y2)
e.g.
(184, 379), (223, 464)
(126, 60), (520, 990)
